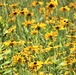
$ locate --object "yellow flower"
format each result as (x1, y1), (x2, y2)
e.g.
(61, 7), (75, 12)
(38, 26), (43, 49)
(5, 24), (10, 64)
(36, 61), (43, 71)
(39, 7), (45, 13)
(12, 54), (25, 65)
(30, 30), (38, 35)
(31, 45), (41, 54)
(28, 61), (43, 71)
(18, 8), (29, 15)
(45, 31), (57, 40)
(70, 46), (76, 53)
(19, 8), (33, 16)
(53, 25), (65, 30)
(65, 42), (74, 47)
(30, 1), (43, 7)
(31, 22), (46, 30)
(25, 12), (33, 17)
(49, 74), (53, 75)
(10, 41), (18, 46)
(36, 22), (46, 29)
(6, 26), (16, 34)
(64, 71), (70, 75)
(28, 61), (37, 71)
(3, 41), (11, 46)
(3, 40), (18, 46)
(38, 1), (43, 5)
(46, 0), (58, 10)
(9, 9), (19, 17)
(58, 18), (69, 27)
(13, 68), (17, 72)
(9, 3), (18, 8)
(72, 58), (76, 63)
(69, 2), (76, 9)
(59, 6), (70, 12)
(66, 35), (76, 39)
(7, 17), (15, 22)
(22, 19), (35, 27)
(39, 72), (45, 75)
(43, 10), (51, 18)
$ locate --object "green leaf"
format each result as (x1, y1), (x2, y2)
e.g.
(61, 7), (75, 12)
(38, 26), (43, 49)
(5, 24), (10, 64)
(3, 69), (12, 75)
(1, 61), (11, 66)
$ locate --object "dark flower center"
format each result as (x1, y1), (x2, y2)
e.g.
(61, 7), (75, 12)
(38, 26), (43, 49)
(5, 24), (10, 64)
(27, 13), (31, 16)
(36, 26), (41, 30)
(49, 4), (54, 8)
(13, 12), (17, 15)
(56, 26), (60, 30)
(20, 11), (25, 15)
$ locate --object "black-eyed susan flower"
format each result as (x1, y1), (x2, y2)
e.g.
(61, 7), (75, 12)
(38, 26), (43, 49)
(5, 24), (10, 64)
(3, 40), (18, 46)
(53, 25), (65, 30)
(43, 10), (51, 18)
(31, 45), (42, 54)
(44, 31), (57, 40)
(28, 61), (37, 71)
(59, 6), (70, 12)
(28, 61), (43, 71)
(69, 2), (76, 9)
(36, 22), (46, 30)
(12, 54), (26, 65)
(30, 1), (43, 7)
(36, 61), (43, 71)
(22, 19), (35, 27)
(9, 3), (18, 8)
(25, 12), (33, 17)
(9, 9), (19, 17)
(46, 0), (58, 10)
(30, 30), (38, 35)
(31, 22), (46, 30)
(19, 9), (33, 17)
(45, 16), (57, 24)
(18, 8), (29, 15)
(58, 18), (69, 27)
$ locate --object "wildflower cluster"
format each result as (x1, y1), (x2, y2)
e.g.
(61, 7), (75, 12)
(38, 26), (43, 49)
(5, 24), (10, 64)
(0, 0), (76, 75)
